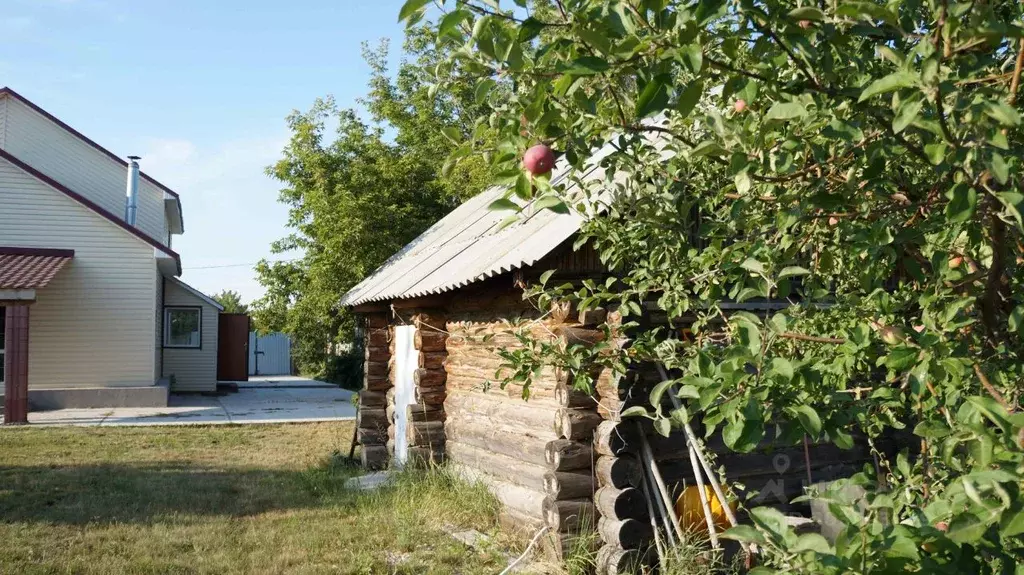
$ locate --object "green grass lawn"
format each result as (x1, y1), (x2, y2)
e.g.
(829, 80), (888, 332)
(0, 423), (526, 574)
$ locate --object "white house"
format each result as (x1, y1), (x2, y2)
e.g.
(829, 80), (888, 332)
(0, 87), (226, 421)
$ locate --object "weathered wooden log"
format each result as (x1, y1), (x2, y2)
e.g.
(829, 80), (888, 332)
(406, 446), (445, 466)
(597, 517), (653, 550)
(413, 368), (446, 388)
(408, 421), (445, 446)
(594, 421), (641, 457)
(359, 390), (387, 408)
(365, 346), (389, 363)
(596, 544), (645, 575)
(555, 381), (596, 409)
(445, 408), (559, 441)
(364, 374), (389, 391)
(360, 444), (388, 470)
(543, 496), (596, 532)
(596, 455), (642, 489)
(446, 441), (548, 492)
(407, 405), (446, 423)
(414, 329), (448, 351)
(445, 418), (551, 466)
(356, 427), (387, 444)
(595, 486), (647, 521)
(365, 327), (389, 347)
(556, 325), (606, 346)
(545, 439), (594, 471)
(544, 470), (595, 500)
(365, 361), (388, 379)
(365, 314), (389, 329)
(419, 351), (447, 369)
(578, 307), (608, 327)
(555, 408), (604, 441)
(450, 463), (545, 520)
(356, 408), (387, 430)
(416, 388), (447, 406)
(445, 390), (559, 432)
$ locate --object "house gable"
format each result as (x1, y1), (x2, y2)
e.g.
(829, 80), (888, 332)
(0, 88), (184, 245)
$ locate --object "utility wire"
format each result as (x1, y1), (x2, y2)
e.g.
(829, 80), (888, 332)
(183, 258), (300, 270)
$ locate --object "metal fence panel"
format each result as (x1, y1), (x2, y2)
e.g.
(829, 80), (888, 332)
(248, 331), (292, 376)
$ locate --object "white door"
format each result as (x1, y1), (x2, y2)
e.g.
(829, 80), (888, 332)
(393, 325), (417, 466)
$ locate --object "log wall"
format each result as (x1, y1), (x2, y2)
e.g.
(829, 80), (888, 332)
(358, 312), (391, 470)
(440, 280), (606, 560)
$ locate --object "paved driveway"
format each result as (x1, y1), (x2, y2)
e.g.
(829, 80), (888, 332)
(27, 377), (357, 427)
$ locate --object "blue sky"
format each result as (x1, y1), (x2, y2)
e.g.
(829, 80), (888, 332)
(1, 0), (408, 303)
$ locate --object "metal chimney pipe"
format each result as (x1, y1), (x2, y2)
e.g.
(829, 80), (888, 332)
(125, 155), (140, 225)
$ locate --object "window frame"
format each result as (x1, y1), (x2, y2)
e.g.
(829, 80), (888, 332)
(163, 306), (203, 349)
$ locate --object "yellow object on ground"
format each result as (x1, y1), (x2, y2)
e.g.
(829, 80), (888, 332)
(676, 485), (734, 532)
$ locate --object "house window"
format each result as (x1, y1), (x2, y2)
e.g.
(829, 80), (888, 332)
(164, 307), (201, 348)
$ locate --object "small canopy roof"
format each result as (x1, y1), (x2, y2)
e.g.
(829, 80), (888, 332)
(0, 247), (74, 289)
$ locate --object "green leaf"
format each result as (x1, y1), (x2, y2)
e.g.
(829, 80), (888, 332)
(892, 99), (922, 134)
(533, 194), (568, 213)
(770, 357), (795, 382)
(517, 16), (545, 42)
(858, 71), (916, 102)
(1009, 305), (1024, 337)
(677, 81), (703, 118)
(734, 171), (751, 194)
(749, 506), (789, 540)
(832, 429), (854, 449)
(635, 76), (670, 118)
(563, 56), (609, 76)
(984, 101), (1022, 126)
(991, 152), (1009, 185)
(794, 404), (822, 435)
(765, 101), (807, 121)
(539, 269), (555, 286)
(398, 0), (431, 23)
(514, 173), (532, 199)
(650, 379), (675, 407)
(1001, 508), (1024, 537)
(441, 126), (462, 144)
(913, 420), (951, 439)
(620, 405), (649, 418)
(677, 44), (703, 73)
(438, 9), (471, 38)
(740, 258), (765, 274)
(792, 532), (831, 553)
(945, 183), (978, 223)
(885, 346), (918, 371)
(925, 143), (947, 165)
(474, 78), (496, 105)
(488, 198), (519, 212)
(996, 192), (1024, 231)
(778, 266), (811, 279)
(653, 417), (672, 437)
(788, 6), (825, 21)
(721, 525), (768, 545)
(946, 513), (988, 544)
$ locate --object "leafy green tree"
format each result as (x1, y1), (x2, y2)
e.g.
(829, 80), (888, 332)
(252, 30), (496, 376)
(410, 0), (1024, 571)
(211, 290), (249, 314)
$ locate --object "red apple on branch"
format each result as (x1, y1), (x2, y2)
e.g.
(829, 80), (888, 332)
(523, 144), (555, 176)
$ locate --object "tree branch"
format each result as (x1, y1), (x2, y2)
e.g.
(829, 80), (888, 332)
(780, 332), (847, 344)
(973, 363), (1011, 412)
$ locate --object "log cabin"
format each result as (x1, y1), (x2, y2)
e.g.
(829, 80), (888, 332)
(339, 151), (884, 573)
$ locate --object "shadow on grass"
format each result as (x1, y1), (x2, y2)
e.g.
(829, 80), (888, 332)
(0, 455), (365, 526)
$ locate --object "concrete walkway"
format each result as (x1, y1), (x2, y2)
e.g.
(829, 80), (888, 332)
(26, 377), (356, 427)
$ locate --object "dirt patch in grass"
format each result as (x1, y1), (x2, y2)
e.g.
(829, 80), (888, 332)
(0, 423), (527, 574)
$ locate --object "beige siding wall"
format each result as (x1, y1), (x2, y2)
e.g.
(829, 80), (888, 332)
(0, 95), (7, 148)
(0, 94), (168, 246)
(154, 274), (164, 381)
(161, 280), (219, 392)
(0, 157), (158, 389)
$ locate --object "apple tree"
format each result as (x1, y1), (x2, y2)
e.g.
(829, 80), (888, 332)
(403, 0), (1024, 571)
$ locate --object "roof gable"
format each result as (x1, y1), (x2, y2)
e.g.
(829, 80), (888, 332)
(0, 147), (181, 274)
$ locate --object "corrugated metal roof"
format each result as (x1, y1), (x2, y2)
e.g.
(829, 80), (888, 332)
(0, 248), (74, 289)
(340, 144), (619, 307)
